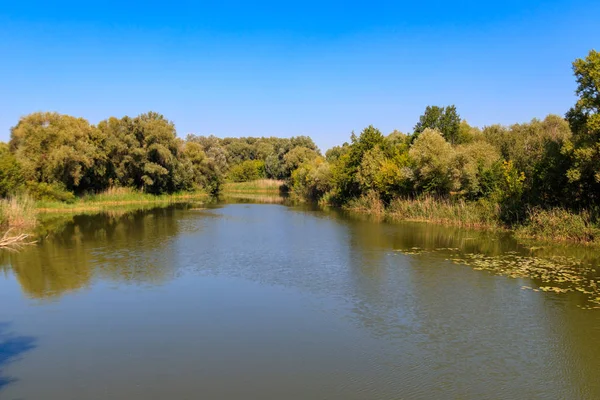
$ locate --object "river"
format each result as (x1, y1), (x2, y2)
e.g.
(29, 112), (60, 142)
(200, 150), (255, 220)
(1, 201), (600, 399)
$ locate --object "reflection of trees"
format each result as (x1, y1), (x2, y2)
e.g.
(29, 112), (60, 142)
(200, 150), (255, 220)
(5, 207), (185, 299)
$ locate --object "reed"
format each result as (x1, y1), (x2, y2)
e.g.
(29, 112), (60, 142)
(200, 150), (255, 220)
(36, 187), (207, 212)
(0, 195), (37, 229)
(516, 208), (600, 244)
(386, 196), (502, 230)
(222, 179), (285, 194)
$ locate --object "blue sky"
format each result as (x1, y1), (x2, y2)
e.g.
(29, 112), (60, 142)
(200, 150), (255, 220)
(1, 1), (598, 151)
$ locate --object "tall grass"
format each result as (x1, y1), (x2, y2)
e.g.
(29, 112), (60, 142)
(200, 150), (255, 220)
(0, 195), (37, 229)
(36, 187), (207, 211)
(516, 208), (600, 243)
(222, 179), (285, 194)
(387, 196), (502, 229)
(345, 191), (385, 215)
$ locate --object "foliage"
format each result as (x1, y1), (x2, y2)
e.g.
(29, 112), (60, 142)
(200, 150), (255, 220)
(414, 105), (461, 144)
(564, 49), (600, 206)
(10, 112), (101, 193)
(0, 143), (24, 197)
(228, 160), (265, 182)
(25, 181), (76, 203)
(409, 128), (457, 195)
(290, 157), (332, 200)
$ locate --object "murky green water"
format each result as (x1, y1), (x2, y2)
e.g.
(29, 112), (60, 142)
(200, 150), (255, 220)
(1, 201), (600, 399)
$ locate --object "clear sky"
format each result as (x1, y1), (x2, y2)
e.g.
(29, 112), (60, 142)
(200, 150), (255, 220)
(1, 1), (598, 151)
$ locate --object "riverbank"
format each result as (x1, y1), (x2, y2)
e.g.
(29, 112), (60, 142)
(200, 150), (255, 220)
(222, 179), (285, 195)
(35, 187), (207, 213)
(0, 188), (208, 246)
(220, 179), (600, 245)
(2, 180), (598, 247)
(342, 193), (600, 245)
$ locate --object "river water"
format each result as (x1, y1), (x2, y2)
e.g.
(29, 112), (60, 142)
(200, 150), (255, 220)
(1, 201), (600, 399)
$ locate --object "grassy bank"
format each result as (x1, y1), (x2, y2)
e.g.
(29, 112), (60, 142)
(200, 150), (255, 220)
(222, 179), (285, 195)
(344, 193), (503, 230)
(36, 187), (207, 213)
(342, 193), (600, 245)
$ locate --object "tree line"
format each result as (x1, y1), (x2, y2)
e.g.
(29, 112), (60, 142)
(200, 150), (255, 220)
(0, 49), (598, 228)
(0, 112), (319, 201)
(290, 49), (600, 225)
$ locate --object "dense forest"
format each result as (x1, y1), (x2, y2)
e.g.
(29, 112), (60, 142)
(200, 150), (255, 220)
(1, 49), (599, 240)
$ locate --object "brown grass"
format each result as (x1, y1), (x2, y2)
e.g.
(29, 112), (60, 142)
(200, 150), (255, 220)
(387, 196), (502, 230)
(222, 180), (285, 194)
(0, 195), (37, 229)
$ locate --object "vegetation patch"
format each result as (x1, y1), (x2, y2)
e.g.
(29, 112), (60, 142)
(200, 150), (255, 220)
(35, 187), (207, 213)
(394, 247), (600, 310)
(222, 179), (285, 194)
(516, 208), (600, 244)
(0, 195), (37, 230)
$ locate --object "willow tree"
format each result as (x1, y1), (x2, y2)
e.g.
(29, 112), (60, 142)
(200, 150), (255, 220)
(9, 112), (103, 193)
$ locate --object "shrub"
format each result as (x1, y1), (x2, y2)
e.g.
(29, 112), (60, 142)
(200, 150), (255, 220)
(25, 181), (76, 203)
(227, 160), (265, 182)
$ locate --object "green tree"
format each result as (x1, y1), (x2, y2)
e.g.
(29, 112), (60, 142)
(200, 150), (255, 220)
(97, 112), (191, 194)
(291, 157), (332, 200)
(414, 105), (462, 144)
(282, 146), (319, 178)
(10, 112), (101, 193)
(0, 143), (24, 197)
(227, 160), (265, 182)
(409, 128), (457, 195)
(452, 141), (502, 199)
(564, 49), (600, 205)
(331, 125), (385, 202)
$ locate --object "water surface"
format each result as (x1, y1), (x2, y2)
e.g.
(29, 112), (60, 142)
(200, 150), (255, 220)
(1, 202), (600, 399)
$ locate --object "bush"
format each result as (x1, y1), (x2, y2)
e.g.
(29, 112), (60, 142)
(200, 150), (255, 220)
(0, 143), (24, 197)
(227, 160), (265, 182)
(25, 181), (76, 203)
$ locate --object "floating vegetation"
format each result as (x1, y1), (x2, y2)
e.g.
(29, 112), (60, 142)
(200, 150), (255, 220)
(394, 247), (600, 309)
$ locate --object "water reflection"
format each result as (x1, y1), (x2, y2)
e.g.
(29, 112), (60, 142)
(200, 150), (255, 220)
(1, 206), (194, 299)
(1, 202), (600, 399)
(0, 322), (36, 391)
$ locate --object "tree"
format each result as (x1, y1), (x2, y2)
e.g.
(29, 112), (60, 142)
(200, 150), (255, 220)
(452, 141), (502, 199)
(282, 146), (319, 178)
(331, 125), (385, 202)
(564, 49), (600, 205)
(0, 143), (23, 197)
(10, 112), (102, 193)
(97, 112), (191, 194)
(414, 105), (462, 144)
(409, 128), (457, 195)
